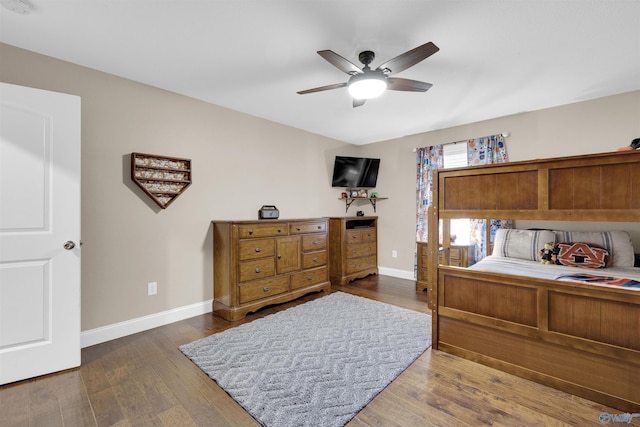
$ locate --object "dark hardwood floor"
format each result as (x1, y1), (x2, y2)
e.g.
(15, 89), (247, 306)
(1, 275), (636, 426)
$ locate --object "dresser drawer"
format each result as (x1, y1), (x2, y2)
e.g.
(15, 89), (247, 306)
(290, 221), (327, 235)
(360, 228), (376, 243)
(345, 229), (362, 244)
(238, 224), (287, 239)
(239, 258), (275, 282)
(302, 251), (327, 269)
(346, 242), (376, 259)
(290, 267), (328, 290)
(345, 255), (376, 274)
(345, 228), (376, 244)
(239, 276), (289, 304)
(302, 234), (326, 251)
(238, 238), (275, 260)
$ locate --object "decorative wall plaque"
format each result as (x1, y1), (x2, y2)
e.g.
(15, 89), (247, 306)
(131, 152), (192, 209)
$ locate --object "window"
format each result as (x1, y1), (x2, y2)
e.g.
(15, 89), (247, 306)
(443, 142), (468, 169)
(443, 142), (471, 244)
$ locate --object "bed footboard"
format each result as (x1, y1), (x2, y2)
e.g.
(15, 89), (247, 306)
(436, 267), (640, 411)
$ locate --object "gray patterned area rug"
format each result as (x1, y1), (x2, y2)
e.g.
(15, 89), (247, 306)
(179, 292), (432, 427)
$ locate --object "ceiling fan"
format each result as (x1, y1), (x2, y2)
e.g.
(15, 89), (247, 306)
(297, 41), (439, 107)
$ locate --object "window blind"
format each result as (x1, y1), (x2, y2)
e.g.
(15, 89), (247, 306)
(443, 142), (468, 168)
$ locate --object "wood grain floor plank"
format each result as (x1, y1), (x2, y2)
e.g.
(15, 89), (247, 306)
(157, 404), (198, 427)
(87, 386), (126, 427)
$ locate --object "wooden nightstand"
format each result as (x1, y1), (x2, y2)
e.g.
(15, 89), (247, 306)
(416, 242), (475, 291)
(447, 244), (475, 267)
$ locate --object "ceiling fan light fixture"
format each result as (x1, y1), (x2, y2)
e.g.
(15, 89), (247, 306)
(348, 74), (387, 100)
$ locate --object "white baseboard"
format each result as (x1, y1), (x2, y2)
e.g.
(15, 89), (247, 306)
(81, 300), (213, 348)
(81, 269), (414, 348)
(378, 266), (415, 281)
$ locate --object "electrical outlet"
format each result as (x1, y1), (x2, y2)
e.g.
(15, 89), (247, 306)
(391, 250), (398, 258)
(148, 281), (157, 296)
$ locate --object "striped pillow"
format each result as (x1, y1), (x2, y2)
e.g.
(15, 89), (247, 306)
(492, 229), (556, 261)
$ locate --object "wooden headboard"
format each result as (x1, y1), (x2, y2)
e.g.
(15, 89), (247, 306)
(436, 150), (640, 221)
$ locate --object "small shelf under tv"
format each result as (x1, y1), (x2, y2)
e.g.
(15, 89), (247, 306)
(339, 197), (388, 213)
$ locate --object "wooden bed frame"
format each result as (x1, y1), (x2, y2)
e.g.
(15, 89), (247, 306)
(428, 151), (640, 411)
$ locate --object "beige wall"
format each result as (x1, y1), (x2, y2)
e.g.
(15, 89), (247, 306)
(2, 42), (639, 333)
(0, 43), (355, 331)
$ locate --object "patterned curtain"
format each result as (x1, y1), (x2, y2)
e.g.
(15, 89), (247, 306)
(467, 134), (510, 262)
(415, 146), (443, 242)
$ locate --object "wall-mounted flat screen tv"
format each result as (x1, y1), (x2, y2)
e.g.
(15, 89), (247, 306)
(331, 156), (380, 188)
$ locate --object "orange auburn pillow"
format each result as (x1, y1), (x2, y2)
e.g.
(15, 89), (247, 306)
(553, 242), (612, 268)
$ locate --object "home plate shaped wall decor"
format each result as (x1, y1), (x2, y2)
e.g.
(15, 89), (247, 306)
(131, 152), (192, 209)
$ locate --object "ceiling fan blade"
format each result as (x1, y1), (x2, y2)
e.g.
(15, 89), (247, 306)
(317, 50), (363, 75)
(353, 98), (366, 108)
(386, 77), (433, 92)
(297, 82), (347, 95)
(376, 42), (439, 76)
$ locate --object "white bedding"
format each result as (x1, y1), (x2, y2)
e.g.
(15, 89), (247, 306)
(468, 255), (640, 290)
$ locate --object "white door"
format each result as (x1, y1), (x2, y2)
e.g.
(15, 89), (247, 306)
(0, 82), (81, 384)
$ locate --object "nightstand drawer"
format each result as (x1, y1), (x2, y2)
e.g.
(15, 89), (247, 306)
(448, 245), (475, 267)
(239, 276), (289, 304)
(420, 253), (429, 266)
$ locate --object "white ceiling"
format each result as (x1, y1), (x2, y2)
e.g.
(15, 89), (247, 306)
(1, 1), (639, 145)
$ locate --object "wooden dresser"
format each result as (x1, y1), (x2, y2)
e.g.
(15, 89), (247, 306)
(328, 216), (378, 285)
(416, 242), (475, 291)
(212, 218), (330, 320)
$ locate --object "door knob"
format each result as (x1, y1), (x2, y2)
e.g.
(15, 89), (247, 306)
(63, 241), (76, 250)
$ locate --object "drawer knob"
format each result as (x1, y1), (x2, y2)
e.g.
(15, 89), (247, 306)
(297, 227), (301, 231)
(313, 257), (319, 262)
(352, 249), (357, 253)
(248, 229), (253, 235)
(263, 286), (270, 292)
(278, 228), (283, 233)
(317, 225), (321, 229)
(277, 254), (282, 259)
(255, 267), (262, 273)
(255, 247), (261, 252)
(313, 240), (318, 245)
(307, 276), (313, 280)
